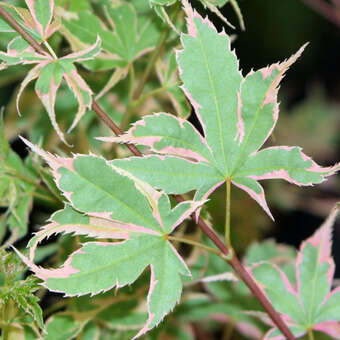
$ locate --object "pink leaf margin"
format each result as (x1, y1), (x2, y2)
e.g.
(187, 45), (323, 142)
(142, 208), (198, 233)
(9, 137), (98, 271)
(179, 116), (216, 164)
(25, 0), (54, 39)
(177, 0), (241, 142)
(296, 205), (339, 296)
(235, 44), (307, 146)
(231, 179), (274, 220)
(98, 112), (213, 163)
(248, 146), (340, 186)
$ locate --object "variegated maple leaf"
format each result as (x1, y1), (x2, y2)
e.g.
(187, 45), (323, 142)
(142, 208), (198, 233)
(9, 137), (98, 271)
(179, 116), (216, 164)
(16, 138), (205, 339)
(0, 0), (101, 145)
(100, 2), (339, 219)
(0, 0), (59, 42)
(250, 205), (340, 339)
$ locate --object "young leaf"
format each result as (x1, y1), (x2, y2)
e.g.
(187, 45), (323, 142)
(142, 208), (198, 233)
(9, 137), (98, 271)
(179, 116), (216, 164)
(0, 2), (58, 42)
(25, 0), (55, 40)
(0, 36), (101, 144)
(102, 2), (340, 220)
(61, 2), (161, 64)
(251, 205), (340, 339)
(18, 138), (205, 338)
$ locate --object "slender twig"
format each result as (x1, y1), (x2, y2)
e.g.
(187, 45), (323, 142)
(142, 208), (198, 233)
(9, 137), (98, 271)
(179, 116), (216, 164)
(0, 7), (296, 340)
(225, 179), (231, 249)
(301, 0), (340, 28)
(167, 235), (222, 256)
(132, 28), (169, 100)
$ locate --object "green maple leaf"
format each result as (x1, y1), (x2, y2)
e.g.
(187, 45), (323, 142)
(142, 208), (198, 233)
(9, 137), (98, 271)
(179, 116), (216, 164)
(250, 206), (340, 339)
(101, 2), (339, 220)
(17, 138), (204, 338)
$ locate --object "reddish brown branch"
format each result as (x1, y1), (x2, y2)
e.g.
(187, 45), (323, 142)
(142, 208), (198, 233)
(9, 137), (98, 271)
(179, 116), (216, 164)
(0, 7), (295, 340)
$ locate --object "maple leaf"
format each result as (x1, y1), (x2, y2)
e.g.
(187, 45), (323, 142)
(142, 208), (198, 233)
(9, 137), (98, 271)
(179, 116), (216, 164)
(0, 1), (59, 42)
(100, 2), (339, 219)
(16, 138), (205, 338)
(249, 205), (340, 339)
(0, 0), (101, 144)
(0, 36), (101, 145)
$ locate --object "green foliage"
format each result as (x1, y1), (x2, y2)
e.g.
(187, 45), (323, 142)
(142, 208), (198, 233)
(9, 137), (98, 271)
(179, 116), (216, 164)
(0, 249), (43, 338)
(105, 5), (339, 220)
(251, 207), (340, 338)
(0, 0), (339, 339)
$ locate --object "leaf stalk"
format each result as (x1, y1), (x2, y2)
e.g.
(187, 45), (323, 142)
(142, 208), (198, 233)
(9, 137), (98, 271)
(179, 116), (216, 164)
(167, 235), (221, 256)
(225, 179), (232, 249)
(307, 328), (315, 340)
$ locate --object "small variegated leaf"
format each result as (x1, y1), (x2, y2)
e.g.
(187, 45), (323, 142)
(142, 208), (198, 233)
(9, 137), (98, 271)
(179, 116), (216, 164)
(25, 0), (54, 40)
(34, 61), (67, 144)
(251, 206), (340, 339)
(61, 2), (161, 65)
(0, 2), (47, 41)
(104, 2), (340, 220)
(60, 35), (101, 63)
(0, 36), (100, 144)
(27, 204), (130, 261)
(0, 37), (51, 66)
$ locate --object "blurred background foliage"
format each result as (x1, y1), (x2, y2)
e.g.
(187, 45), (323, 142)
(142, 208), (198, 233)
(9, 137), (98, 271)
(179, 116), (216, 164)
(0, 0), (339, 339)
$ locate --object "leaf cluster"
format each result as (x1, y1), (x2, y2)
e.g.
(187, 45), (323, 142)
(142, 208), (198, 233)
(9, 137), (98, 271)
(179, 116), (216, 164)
(0, 0), (339, 340)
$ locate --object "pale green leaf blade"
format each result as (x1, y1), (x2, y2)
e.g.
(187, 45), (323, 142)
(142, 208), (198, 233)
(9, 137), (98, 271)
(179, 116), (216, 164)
(178, 3), (242, 174)
(104, 3), (161, 62)
(34, 61), (69, 145)
(111, 155), (224, 196)
(230, 45), (307, 173)
(62, 11), (119, 54)
(234, 146), (339, 186)
(315, 289), (340, 324)
(27, 205), (130, 261)
(21, 237), (189, 337)
(298, 206), (339, 325)
(0, 37), (50, 66)
(101, 113), (215, 163)
(135, 239), (189, 337)
(61, 36), (101, 63)
(21, 139), (162, 233)
(25, 0), (54, 39)
(61, 66), (93, 132)
(251, 262), (305, 324)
